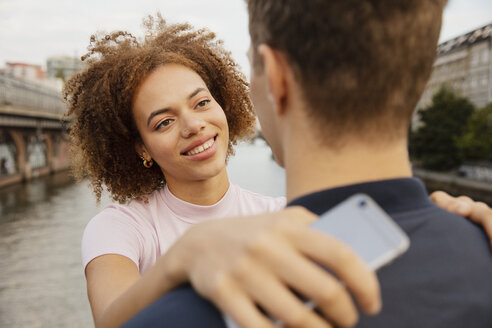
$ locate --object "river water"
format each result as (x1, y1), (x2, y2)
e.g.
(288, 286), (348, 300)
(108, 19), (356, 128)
(0, 141), (285, 328)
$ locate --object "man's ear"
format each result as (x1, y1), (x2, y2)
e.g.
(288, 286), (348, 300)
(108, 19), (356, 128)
(257, 44), (291, 115)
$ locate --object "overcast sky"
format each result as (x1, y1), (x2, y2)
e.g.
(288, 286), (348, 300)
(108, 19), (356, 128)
(1, 0), (492, 76)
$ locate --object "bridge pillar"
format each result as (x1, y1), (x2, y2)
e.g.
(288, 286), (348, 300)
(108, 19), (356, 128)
(8, 130), (27, 179)
(43, 132), (54, 173)
(53, 134), (71, 172)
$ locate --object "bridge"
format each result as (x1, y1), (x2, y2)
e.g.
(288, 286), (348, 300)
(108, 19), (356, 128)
(0, 74), (71, 188)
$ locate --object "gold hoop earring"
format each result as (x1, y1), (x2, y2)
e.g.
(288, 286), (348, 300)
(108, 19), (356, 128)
(140, 156), (153, 168)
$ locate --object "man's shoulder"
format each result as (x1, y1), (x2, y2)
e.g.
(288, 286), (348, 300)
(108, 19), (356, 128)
(122, 284), (226, 328)
(363, 204), (492, 327)
(398, 203), (490, 251)
(393, 203), (492, 275)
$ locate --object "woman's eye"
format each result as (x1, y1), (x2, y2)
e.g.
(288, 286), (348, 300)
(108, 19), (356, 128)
(197, 99), (210, 108)
(156, 119), (173, 130)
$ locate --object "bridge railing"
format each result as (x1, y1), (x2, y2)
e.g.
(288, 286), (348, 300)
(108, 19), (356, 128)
(0, 74), (66, 115)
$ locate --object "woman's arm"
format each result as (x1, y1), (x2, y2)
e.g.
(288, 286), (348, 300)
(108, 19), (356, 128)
(87, 207), (381, 328)
(431, 191), (492, 247)
(85, 255), (140, 325)
(86, 253), (187, 328)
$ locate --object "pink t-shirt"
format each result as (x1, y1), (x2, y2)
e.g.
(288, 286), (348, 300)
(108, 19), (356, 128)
(81, 183), (286, 274)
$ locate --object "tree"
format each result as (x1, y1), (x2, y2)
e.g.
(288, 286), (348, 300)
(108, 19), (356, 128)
(410, 86), (474, 170)
(456, 104), (492, 162)
(55, 67), (66, 81)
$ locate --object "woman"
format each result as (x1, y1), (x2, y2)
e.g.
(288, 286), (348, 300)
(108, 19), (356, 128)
(65, 15), (291, 328)
(66, 15), (492, 328)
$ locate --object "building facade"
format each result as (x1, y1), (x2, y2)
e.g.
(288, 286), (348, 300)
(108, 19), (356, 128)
(415, 23), (492, 126)
(4, 63), (45, 81)
(46, 56), (85, 81)
(3, 62), (63, 90)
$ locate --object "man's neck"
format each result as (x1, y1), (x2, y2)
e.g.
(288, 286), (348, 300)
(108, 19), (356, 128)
(284, 137), (412, 202)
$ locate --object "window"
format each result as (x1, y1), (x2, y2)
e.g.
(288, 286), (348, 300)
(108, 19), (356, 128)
(482, 48), (489, 63)
(471, 51), (480, 66)
(471, 76), (477, 88)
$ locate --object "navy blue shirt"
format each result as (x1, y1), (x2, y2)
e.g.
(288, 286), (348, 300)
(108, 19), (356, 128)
(123, 178), (492, 328)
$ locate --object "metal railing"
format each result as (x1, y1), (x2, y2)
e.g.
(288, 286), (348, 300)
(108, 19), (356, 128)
(0, 74), (66, 115)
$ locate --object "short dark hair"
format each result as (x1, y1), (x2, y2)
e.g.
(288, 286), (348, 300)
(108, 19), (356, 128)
(64, 14), (256, 203)
(247, 0), (447, 144)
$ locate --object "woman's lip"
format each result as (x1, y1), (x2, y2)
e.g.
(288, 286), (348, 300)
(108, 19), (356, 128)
(181, 134), (218, 155)
(183, 136), (218, 161)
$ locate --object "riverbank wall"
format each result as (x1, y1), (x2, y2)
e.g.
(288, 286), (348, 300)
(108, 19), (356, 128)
(0, 158), (71, 189)
(414, 167), (492, 205)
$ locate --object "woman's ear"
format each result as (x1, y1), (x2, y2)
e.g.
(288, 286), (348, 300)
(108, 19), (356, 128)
(257, 44), (292, 116)
(135, 142), (150, 161)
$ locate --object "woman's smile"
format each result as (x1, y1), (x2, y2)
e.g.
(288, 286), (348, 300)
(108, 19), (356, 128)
(182, 135), (218, 160)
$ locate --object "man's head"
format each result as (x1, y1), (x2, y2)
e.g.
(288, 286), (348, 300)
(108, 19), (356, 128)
(247, 0), (447, 161)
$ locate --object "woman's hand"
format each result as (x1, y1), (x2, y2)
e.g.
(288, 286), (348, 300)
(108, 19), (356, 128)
(430, 191), (492, 247)
(164, 206), (381, 328)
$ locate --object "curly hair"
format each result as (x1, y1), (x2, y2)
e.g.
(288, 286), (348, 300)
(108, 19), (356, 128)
(64, 14), (256, 203)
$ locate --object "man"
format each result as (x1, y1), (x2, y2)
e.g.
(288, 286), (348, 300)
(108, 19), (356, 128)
(124, 1), (492, 327)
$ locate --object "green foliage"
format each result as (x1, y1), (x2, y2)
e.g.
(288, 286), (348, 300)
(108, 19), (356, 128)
(55, 68), (65, 81)
(456, 104), (492, 161)
(410, 86), (474, 170)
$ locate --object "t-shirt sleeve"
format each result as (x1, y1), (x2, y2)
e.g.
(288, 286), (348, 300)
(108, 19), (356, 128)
(81, 205), (145, 271)
(272, 196), (287, 211)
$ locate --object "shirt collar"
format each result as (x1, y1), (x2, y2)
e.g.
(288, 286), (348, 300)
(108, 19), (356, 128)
(160, 183), (235, 223)
(288, 178), (433, 215)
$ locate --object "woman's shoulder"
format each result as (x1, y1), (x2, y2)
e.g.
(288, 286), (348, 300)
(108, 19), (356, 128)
(81, 190), (165, 274)
(90, 188), (165, 226)
(82, 189), (165, 263)
(231, 184), (286, 213)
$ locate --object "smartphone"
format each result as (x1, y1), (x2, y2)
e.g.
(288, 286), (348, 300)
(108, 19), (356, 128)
(309, 193), (410, 270)
(224, 194), (410, 328)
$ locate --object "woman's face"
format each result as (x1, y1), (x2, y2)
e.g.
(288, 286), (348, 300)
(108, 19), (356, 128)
(132, 64), (229, 186)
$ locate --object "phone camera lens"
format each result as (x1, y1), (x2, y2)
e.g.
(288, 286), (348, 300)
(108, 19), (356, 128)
(359, 200), (366, 207)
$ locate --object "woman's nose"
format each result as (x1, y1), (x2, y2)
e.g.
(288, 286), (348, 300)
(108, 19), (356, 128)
(181, 113), (206, 138)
